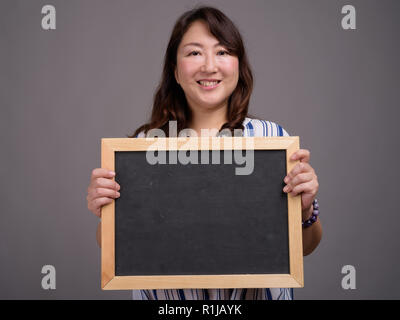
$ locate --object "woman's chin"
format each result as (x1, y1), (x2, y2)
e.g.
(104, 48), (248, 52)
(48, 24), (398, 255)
(192, 96), (229, 110)
(197, 102), (227, 111)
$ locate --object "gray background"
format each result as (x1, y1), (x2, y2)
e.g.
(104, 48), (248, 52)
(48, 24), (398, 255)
(1, 0), (399, 299)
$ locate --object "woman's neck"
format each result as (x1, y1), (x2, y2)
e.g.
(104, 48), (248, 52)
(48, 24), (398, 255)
(188, 104), (228, 137)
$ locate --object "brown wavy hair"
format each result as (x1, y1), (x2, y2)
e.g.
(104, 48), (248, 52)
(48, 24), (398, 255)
(130, 6), (253, 137)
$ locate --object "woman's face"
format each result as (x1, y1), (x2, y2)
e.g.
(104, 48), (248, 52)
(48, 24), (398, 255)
(175, 20), (239, 113)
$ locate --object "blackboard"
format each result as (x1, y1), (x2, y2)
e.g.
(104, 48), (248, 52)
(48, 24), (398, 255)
(101, 137), (303, 290)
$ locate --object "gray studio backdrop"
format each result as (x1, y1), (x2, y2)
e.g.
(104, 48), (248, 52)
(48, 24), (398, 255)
(1, 0), (399, 299)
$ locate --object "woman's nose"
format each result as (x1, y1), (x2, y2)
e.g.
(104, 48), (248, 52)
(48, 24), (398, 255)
(200, 54), (218, 73)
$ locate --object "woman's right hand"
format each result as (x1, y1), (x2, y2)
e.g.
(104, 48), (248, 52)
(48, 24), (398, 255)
(87, 168), (120, 217)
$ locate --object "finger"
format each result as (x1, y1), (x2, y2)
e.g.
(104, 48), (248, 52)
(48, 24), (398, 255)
(92, 197), (114, 211)
(88, 205), (101, 218)
(88, 187), (120, 200)
(285, 162), (313, 181)
(290, 149), (310, 163)
(285, 172), (314, 190)
(92, 177), (120, 190)
(91, 168), (115, 180)
(88, 197), (113, 217)
(290, 180), (318, 197)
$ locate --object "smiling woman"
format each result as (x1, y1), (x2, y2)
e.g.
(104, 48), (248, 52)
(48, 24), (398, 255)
(174, 20), (240, 127)
(86, 5), (322, 301)
(130, 6), (253, 137)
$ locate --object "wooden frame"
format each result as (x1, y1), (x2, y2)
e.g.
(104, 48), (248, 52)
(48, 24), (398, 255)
(101, 137), (303, 290)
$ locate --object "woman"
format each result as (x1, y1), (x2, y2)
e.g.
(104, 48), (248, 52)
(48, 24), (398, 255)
(87, 6), (321, 300)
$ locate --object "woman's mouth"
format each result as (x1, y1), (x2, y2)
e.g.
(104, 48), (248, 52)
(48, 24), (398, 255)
(196, 80), (221, 90)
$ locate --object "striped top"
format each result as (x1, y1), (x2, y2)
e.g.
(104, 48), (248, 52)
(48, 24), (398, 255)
(133, 117), (293, 300)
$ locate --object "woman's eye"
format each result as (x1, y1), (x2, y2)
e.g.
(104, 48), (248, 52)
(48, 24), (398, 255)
(189, 51), (200, 56)
(218, 50), (229, 56)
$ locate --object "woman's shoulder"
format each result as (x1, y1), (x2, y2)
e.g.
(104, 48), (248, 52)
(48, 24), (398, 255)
(243, 117), (290, 137)
(135, 131), (146, 138)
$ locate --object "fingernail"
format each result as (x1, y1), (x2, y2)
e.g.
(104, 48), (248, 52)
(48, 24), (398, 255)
(116, 184), (120, 190)
(284, 177), (289, 183)
(109, 171), (115, 176)
(116, 192), (120, 197)
(283, 186), (288, 193)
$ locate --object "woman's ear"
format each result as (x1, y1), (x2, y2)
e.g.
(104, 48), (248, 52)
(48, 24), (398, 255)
(174, 68), (180, 85)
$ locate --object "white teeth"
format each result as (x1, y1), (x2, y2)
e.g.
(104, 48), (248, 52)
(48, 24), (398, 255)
(199, 81), (219, 87)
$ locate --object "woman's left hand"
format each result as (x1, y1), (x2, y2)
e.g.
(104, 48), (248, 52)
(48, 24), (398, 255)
(283, 149), (319, 221)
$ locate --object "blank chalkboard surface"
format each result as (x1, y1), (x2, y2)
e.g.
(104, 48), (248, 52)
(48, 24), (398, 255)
(115, 149), (288, 276)
(101, 137), (303, 290)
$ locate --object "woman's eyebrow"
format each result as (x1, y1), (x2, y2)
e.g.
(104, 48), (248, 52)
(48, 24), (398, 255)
(182, 42), (223, 48)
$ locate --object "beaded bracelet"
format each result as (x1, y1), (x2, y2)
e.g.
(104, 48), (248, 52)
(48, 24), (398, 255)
(302, 199), (319, 228)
